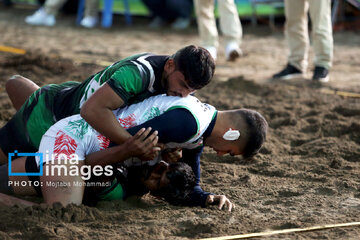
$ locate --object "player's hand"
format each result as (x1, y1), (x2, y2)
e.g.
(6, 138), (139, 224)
(126, 128), (160, 159)
(206, 194), (234, 212)
(139, 146), (161, 161)
(162, 148), (182, 163)
(139, 142), (165, 161)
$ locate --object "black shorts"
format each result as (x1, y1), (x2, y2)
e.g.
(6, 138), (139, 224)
(0, 110), (38, 156)
(25, 156), (42, 196)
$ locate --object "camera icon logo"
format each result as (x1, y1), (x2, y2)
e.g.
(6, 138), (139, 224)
(8, 150), (43, 176)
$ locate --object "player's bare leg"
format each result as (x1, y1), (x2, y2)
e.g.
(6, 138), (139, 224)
(6, 75), (40, 110)
(0, 149), (7, 165)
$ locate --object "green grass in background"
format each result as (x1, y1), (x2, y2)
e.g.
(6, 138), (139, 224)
(16, 0), (284, 17)
(104, 0), (284, 17)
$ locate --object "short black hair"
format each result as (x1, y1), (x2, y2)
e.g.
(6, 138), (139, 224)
(239, 109), (268, 159)
(173, 45), (215, 90)
(153, 162), (196, 205)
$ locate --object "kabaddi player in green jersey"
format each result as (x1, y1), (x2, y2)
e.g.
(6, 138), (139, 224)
(0, 45), (215, 164)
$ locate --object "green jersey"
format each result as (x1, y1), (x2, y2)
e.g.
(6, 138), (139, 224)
(56, 53), (168, 118)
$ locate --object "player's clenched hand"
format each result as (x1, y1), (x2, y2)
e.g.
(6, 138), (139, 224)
(162, 148), (182, 163)
(125, 128), (160, 159)
(206, 194), (235, 212)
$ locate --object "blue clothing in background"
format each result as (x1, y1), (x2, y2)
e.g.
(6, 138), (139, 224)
(142, 0), (193, 21)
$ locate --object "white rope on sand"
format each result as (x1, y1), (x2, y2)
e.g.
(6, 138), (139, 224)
(199, 221), (360, 240)
(320, 88), (360, 98)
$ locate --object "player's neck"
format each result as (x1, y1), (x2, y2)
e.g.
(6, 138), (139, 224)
(204, 111), (227, 143)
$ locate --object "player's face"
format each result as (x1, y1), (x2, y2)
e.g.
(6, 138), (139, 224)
(165, 70), (195, 97)
(207, 141), (243, 157)
(143, 161), (170, 192)
(163, 59), (195, 97)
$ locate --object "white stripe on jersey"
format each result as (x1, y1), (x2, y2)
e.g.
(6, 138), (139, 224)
(131, 54), (155, 93)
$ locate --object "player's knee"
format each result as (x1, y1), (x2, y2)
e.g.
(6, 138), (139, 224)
(0, 148), (8, 165)
(5, 75), (24, 93)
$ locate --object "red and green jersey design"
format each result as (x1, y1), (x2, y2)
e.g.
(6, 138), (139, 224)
(38, 94), (216, 167)
(53, 130), (78, 158)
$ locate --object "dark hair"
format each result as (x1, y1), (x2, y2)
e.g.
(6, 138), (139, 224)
(153, 162), (196, 205)
(173, 45), (215, 90)
(239, 109), (268, 159)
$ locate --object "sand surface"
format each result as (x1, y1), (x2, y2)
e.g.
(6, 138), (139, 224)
(0, 6), (360, 239)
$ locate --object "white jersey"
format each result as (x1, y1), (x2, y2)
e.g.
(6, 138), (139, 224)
(36, 94), (216, 167)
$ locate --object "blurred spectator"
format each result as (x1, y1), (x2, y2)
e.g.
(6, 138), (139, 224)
(272, 0), (333, 82)
(142, 0), (193, 30)
(194, 0), (242, 61)
(25, 0), (67, 26)
(80, 0), (99, 28)
(25, 0), (98, 28)
(2, 0), (13, 7)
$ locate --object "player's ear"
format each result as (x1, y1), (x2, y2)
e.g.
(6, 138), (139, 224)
(165, 59), (175, 71)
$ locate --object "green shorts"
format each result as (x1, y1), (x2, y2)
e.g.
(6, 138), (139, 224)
(96, 178), (125, 201)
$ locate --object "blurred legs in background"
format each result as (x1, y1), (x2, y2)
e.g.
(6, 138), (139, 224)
(194, 0), (242, 61)
(80, 0), (99, 28)
(273, 0), (333, 82)
(142, 0), (193, 30)
(25, 0), (67, 26)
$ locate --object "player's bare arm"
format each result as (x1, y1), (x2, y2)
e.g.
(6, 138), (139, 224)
(80, 83), (131, 145)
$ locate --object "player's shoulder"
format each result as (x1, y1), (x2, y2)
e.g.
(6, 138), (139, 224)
(176, 95), (205, 105)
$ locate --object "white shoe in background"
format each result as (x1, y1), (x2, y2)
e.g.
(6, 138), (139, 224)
(225, 42), (242, 61)
(204, 46), (217, 61)
(25, 8), (55, 26)
(149, 17), (165, 29)
(171, 17), (190, 30)
(80, 16), (98, 28)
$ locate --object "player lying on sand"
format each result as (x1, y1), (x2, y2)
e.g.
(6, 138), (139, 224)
(0, 91), (268, 211)
(0, 156), (197, 208)
(0, 45), (215, 163)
